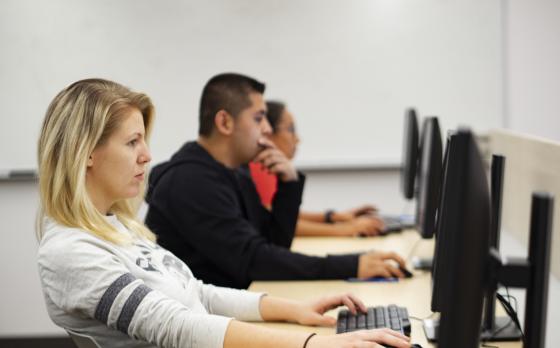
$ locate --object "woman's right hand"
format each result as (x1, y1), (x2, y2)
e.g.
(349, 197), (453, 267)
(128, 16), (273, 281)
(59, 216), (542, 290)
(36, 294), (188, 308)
(307, 328), (411, 348)
(344, 216), (384, 236)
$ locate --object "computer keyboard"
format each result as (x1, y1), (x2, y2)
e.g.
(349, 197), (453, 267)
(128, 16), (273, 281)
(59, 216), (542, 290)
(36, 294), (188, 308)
(336, 305), (411, 336)
(381, 216), (402, 225)
(379, 215), (412, 235)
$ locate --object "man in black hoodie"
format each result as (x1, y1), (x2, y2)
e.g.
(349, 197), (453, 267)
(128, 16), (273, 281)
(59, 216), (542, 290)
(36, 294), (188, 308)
(145, 73), (407, 289)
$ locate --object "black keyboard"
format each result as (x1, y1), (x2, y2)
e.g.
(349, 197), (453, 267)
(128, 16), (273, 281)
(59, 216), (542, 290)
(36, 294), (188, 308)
(379, 216), (404, 235)
(336, 305), (411, 336)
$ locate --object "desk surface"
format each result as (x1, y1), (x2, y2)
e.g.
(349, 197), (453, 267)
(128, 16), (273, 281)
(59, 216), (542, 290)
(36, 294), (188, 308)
(248, 230), (522, 348)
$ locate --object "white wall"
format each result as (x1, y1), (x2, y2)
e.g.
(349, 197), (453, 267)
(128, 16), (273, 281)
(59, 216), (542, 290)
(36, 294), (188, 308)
(301, 169), (410, 214)
(0, 0), (502, 171)
(504, 0), (560, 141)
(0, 182), (62, 336)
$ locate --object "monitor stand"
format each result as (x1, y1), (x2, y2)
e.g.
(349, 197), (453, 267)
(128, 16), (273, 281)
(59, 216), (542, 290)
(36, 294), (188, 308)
(423, 316), (522, 342)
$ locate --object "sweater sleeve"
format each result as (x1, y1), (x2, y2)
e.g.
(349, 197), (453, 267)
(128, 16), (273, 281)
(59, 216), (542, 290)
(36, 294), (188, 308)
(259, 172), (305, 248)
(196, 281), (265, 321)
(38, 232), (231, 348)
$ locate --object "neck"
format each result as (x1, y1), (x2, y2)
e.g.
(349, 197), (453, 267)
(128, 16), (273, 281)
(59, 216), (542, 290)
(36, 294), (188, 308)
(85, 180), (112, 215)
(197, 136), (239, 168)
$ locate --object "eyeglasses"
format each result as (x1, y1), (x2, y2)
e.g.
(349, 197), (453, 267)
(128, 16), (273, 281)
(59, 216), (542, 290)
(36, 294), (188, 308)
(275, 125), (297, 135)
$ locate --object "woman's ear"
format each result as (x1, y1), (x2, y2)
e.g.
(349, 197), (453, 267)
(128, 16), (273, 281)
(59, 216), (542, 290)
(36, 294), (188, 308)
(87, 155), (94, 168)
(214, 109), (234, 136)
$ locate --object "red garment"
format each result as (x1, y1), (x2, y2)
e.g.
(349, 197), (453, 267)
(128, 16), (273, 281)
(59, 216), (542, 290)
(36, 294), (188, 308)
(249, 161), (278, 207)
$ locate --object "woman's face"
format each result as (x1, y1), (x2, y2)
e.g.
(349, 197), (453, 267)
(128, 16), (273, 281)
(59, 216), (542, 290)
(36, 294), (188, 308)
(269, 109), (300, 160)
(86, 108), (151, 212)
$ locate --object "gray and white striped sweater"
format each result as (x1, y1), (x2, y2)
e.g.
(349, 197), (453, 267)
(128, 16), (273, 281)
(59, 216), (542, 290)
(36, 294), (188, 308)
(37, 215), (264, 348)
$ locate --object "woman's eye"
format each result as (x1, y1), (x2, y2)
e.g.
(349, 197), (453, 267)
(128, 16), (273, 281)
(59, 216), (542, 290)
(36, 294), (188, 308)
(128, 139), (138, 146)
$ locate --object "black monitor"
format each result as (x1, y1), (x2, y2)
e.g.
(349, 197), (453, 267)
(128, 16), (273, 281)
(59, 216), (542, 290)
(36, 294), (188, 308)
(480, 155), (522, 340)
(400, 108), (419, 200)
(415, 117), (442, 239)
(429, 129), (553, 348)
(436, 129), (492, 348)
(427, 130), (454, 317)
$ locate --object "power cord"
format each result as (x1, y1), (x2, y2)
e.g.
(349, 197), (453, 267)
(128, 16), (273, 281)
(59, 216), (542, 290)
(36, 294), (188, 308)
(495, 289), (525, 341)
(480, 286), (523, 343)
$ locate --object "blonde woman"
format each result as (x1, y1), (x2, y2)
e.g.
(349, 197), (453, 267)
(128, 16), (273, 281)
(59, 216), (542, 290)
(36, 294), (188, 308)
(36, 79), (411, 348)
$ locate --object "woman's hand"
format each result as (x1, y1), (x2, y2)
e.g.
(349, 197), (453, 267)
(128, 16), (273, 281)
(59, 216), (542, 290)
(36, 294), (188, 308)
(334, 205), (378, 222)
(308, 329), (411, 348)
(347, 216), (384, 236)
(293, 293), (367, 326)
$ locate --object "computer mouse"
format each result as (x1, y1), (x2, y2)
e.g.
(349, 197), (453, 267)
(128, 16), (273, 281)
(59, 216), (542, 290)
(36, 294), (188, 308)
(411, 344), (423, 348)
(399, 267), (413, 278)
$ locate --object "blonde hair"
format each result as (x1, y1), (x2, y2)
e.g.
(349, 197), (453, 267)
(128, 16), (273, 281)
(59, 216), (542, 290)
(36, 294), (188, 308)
(37, 78), (156, 244)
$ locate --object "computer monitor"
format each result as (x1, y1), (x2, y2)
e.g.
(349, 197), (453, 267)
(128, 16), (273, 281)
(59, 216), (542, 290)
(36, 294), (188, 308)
(435, 129), (492, 348)
(480, 154), (522, 340)
(429, 142), (506, 311)
(431, 129), (553, 348)
(427, 130), (453, 317)
(400, 108), (419, 200)
(415, 117), (442, 239)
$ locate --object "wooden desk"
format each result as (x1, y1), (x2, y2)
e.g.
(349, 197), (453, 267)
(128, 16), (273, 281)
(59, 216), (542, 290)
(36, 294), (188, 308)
(249, 231), (522, 348)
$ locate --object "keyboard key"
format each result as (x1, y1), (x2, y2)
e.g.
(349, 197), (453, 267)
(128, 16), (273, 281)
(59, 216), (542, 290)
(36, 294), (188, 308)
(347, 314), (357, 331)
(357, 313), (366, 329)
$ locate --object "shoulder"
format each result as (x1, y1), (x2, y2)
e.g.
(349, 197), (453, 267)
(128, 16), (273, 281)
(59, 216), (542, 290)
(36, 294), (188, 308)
(151, 152), (227, 193)
(38, 221), (118, 272)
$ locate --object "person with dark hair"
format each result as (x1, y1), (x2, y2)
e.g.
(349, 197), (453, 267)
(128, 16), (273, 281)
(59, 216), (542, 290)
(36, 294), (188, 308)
(145, 73), (408, 291)
(249, 101), (384, 237)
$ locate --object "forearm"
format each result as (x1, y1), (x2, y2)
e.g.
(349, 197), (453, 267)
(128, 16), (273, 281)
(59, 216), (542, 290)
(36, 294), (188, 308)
(298, 210), (352, 224)
(259, 295), (302, 323)
(224, 320), (309, 348)
(298, 211), (325, 222)
(296, 219), (351, 237)
(199, 283), (264, 321)
(128, 290), (231, 348)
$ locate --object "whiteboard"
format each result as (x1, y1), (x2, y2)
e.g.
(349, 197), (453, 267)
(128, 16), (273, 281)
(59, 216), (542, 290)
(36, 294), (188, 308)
(0, 0), (503, 171)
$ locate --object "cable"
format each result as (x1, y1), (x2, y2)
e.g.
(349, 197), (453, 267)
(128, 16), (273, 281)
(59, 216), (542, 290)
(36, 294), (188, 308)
(479, 286), (525, 343)
(495, 291), (525, 341)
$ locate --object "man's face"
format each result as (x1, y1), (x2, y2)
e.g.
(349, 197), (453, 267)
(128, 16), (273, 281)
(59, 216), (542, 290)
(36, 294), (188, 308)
(231, 92), (271, 165)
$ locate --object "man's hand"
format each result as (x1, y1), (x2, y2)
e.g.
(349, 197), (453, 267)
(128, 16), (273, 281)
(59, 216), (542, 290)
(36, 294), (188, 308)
(254, 138), (298, 182)
(357, 251), (407, 279)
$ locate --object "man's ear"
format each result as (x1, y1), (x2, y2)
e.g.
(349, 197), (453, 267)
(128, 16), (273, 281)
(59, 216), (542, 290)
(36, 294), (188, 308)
(214, 110), (234, 135)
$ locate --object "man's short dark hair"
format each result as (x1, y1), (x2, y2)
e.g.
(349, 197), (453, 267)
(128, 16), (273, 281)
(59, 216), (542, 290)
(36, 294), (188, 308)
(199, 73), (266, 136)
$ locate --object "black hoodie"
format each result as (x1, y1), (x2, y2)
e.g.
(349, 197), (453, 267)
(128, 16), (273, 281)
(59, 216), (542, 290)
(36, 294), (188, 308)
(145, 141), (359, 289)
